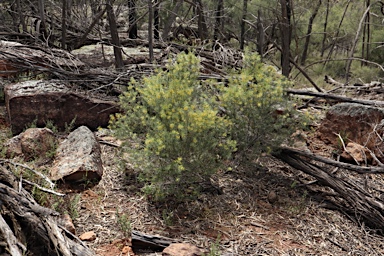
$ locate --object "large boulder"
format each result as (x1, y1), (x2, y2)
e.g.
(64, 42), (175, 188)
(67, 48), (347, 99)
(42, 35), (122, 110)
(50, 126), (103, 183)
(318, 103), (384, 163)
(4, 80), (119, 135)
(318, 103), (384, 145)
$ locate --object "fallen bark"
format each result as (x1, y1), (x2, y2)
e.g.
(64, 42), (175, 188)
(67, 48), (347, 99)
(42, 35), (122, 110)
(0, 164), (94, 255)
(274, 147), (384, 233)
(131, 230), (174, 252)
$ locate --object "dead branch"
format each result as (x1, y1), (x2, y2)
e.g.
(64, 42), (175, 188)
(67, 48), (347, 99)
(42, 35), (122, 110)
(1, 159), (56, 189)
(324, 75), (345, 86)
(274, 146), (384, 232)
(287, 89), (384, 107)
(276, 146), (384, 174)
(0, 164), (94, 255)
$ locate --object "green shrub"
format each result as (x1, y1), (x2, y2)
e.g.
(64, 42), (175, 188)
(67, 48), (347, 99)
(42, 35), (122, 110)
(111, 51), (304, 202)
(219, 52), (301, 160)
(110, 52), (235, 201)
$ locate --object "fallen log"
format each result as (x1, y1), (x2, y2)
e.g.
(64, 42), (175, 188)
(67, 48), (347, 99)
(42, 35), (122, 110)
(287, 89), (384, 107)
(0, 164), (94, 255)
(274, 147), (384, 233)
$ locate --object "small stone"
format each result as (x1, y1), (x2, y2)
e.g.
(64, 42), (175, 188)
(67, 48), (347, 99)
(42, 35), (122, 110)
(267, 190), (278, 204)
(122, 246), (134, 255)
(162, 243), (204, 256)
(79, 231), (96, 241)
(58, 213), (76, 235)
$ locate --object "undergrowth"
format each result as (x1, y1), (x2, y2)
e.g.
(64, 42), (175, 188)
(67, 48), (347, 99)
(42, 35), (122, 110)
(110, 51), (306, 202)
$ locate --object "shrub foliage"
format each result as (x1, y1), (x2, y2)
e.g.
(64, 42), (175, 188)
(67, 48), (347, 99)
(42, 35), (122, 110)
(110, 52), (302, 201)
(110, 53), (235, 200)
(219, 53), (299, 160)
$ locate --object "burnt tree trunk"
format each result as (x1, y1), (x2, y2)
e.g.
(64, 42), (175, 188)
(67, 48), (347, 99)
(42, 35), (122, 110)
(128, 0), (138, 39)
(148, 0), (154, 62)
(213, 0), (223, 41)
(280, 0), (291, 77)
(154, 0), (160, 40)
(274, 147), (384, 232)
(128, 0), (137, 39)
(240, 0), (248, 50)
(106, 0), (124, 69)
(195, 0), (208, 40)
(61, 0), (68, 49)
(257, 9), (264, 58)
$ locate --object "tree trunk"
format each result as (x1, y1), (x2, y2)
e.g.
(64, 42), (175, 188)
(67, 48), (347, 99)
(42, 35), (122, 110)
(61, 0), (67, 49)
(154, 0), (160, 40)
(106, 0), (124, 69)
(162, 0), (183, 40)
(37, 0), (47, 41)
(280, 0), (291, 77)
(240, 0), (248, 50)
(321, 0), (330, 57)
(195, 0), (208, 40)
(16, 0), (26, 33)
(128, 0), (138, 39)
(300, 0), (321, 65)
(257, 9), (264, 58)
(345, 3), (372, 81)
(213, 0), (223, 40)
(274, 147), (384, 232)
(324, 0), (351, 66)
(362, 0), (370, 64)
(76, 6), (107, 49)
(148, 0), (154, 62)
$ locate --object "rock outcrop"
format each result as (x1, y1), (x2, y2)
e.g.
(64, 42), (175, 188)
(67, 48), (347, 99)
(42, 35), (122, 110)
(318, 103), (384, 164)
(4, 80), (119, 135)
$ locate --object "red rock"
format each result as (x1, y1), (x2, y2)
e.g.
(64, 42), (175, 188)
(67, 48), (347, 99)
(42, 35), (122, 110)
(318, 103), (384, 163)
(79, 231), (96, 241)
(341, 142), (372, 164)
(5, 128), (56, 160)
(58, 213), (76, 235)
(122, 246), (134, 255)
(4, 80), (119, 135)
(20, 128), (56, 160)
(162, 243), (204, 256)
(318, 103), (384, 146)
(4, 134), (22, 158)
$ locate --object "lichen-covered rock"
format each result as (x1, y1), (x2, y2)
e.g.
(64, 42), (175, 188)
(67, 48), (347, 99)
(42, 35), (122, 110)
(5, 127), (56, 160)
(50, 126), (103, 183)
(4, 80), (119, 135)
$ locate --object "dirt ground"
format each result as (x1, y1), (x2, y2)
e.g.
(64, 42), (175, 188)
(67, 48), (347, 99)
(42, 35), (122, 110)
(70, 127), (384, 256)
(2, 99), (384, 256)
(2, 76), (384, 255)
